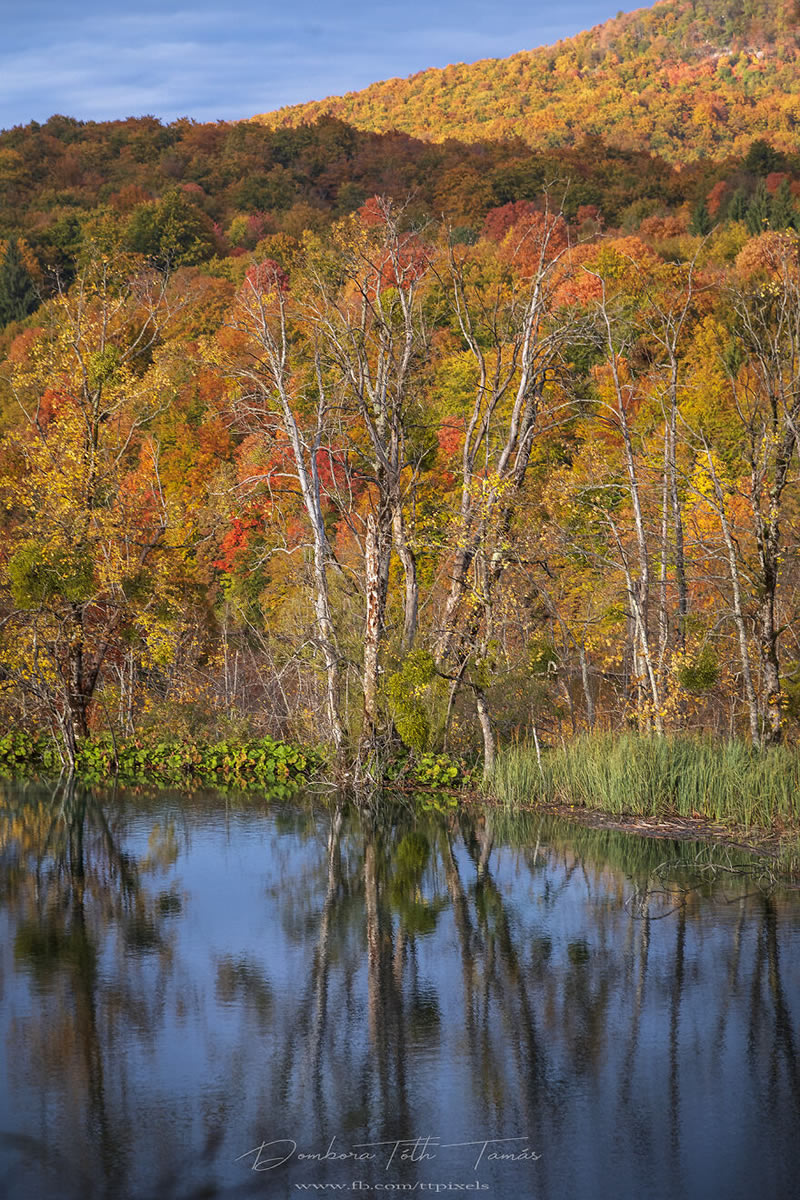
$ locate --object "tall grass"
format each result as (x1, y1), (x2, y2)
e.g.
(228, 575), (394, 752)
(490, 734), (800, 830)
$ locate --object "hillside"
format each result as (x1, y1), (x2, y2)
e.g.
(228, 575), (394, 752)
(254, 0), (800, 162)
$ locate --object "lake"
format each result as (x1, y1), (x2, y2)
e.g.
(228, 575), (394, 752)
(1, 781), (799, 1200)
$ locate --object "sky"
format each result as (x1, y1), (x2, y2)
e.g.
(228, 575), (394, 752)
(1, 0), (626, 131)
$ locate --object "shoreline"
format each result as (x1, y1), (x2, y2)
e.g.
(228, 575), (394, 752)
(477, 791), (799, 873)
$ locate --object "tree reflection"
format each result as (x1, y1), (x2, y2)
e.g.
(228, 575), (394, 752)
(1, 789), (799, 1200)
(0, 779), (177, 1198)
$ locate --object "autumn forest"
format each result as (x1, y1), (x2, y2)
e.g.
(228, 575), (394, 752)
(2, 0), (800, 789)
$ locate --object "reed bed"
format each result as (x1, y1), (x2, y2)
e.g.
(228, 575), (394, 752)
(490, 734), (800, 831)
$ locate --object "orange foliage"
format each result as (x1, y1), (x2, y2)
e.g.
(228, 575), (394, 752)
(499, 212), (569, 277)
(735, 231), (797, 278)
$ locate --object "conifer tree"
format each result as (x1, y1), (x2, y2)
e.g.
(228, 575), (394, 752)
(689, 198), (711, 236)
(0, 238), (38, 327)
(769, 178), (797, 230)
(728, 188), (749, 222)
(746, 179), (770, 234)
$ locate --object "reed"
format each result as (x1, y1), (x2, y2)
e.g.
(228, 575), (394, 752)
(490, 734), (800, 831)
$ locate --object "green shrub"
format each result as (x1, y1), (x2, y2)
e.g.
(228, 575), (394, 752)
(0, 730), (320, 793)
(677, 646), (720, 692)
(387, 650), (437, 754)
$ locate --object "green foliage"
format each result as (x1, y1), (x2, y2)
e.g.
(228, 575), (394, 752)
(0, 731), (320, 793)
(528, 639), (559, 676)
(677, 646), (720, 692)
(8, 542), (95, 608)
(124, 190), (216, 267)
(387, 650), (437, 754)
(728, 188), (749, 221)
(0, 237), (38, 327)
(746, 179), (770, 234)
(744, 139), (783, 175)
(411, 752), (474, 790)
(769, 178), (798, 230)
(689, 198), (712, 236)
(383, 748), (475, 796)
(0, 731), (46, 773)
(78, 735), (319, 790)
(491, 735), (800, 830)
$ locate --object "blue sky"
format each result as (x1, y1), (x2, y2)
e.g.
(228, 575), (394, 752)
(2, 1), (623, 131)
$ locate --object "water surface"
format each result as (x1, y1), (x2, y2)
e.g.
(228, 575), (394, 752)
(1, 781), (798, 1200)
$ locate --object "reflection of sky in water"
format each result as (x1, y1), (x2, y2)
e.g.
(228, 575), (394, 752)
(1, 788), (799, 1200)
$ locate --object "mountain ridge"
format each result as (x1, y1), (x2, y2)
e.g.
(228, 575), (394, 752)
(253, 0), (800, 162)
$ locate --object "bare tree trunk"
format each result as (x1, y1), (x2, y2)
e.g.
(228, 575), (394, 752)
(362, 514), (381, 750)
(475, 685), (496, 781)
(68, 605), (90, 740)
(658, 426), (670, 679)
(579, 644), (595, 731)
(668, 373), (688, 653)
(702, 447), (760, 744)
(594, 281), (661, 733)
(758, 572), (782, 745)
(392, 503), (418, 651)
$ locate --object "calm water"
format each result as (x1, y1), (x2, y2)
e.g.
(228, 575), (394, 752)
(1, 782), (799, 1200)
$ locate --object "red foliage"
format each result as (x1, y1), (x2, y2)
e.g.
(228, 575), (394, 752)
(436, 420), (464, 458)
(109, 183), (151, 213)
(36, 386), (74, 426)
(358, 196), (387, 227)
(314, 446), (347, 491)
(285, 516), (305, 548)
(7, 328), (39, 366)
(482, 200), (539, 243)
(576, 204), (602, 225)
(244, 258), (290, 297)
(706, 181), (728, 216)
(766, 172), (790, 194)
(736, 230), (796, 278)
(247, 213), (272, 241)
(638, 213), (688, 239)
(214, 517), (258, 571)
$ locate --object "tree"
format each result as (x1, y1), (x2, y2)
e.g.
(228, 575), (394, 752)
(728, 188), (749, 223)
(726, 263), (800, 743)
(435, 203), (574, 773)
(746, 180), (770, 235)
(300, 200), (433, 748)
(221, 258), (346, 751)
(689, 198), (712, 237)
(681, 251), (800, 745)
(0, 252), (176, 764)
(0, 237), (38, 327)
(769, 179), (797, 231)
(125, 190), (217, 268)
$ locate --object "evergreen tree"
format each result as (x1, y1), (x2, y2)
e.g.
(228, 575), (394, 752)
(769, 178), (798, 230)
(0, 238), (38, 327)
(744, 139), (783, 176)
(728, 188), (749, 222)
(746, 179), (770, 235)
(689, 198), (712, 236)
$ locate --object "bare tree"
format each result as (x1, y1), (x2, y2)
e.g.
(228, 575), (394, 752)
(224, 261), (345, 750)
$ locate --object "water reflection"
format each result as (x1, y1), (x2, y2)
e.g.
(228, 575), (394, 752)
(0, 783), (799, 1200)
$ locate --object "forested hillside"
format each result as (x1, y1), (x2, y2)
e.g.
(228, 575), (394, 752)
(256, 0), (800, 162)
